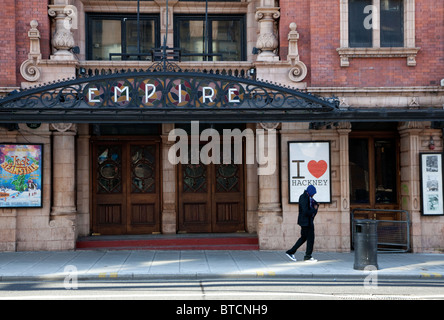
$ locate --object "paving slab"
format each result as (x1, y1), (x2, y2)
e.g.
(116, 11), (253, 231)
(0, 250), (442, 282)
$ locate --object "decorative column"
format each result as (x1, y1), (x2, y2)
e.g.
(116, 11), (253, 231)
(50, 123), (77, 221)
(255, 6), (280, 61)
(48, 4), (76, 60)
(256, 123), (282, 249)
(0, 129), (18, 252)
(398, 122), (423, 252)
(161, 124), (177, 234)
(337, 123), (351, 251)
(76, 124), (91, 236)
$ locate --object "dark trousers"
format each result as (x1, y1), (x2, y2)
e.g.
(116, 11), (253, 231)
(287, 225), (315, 260)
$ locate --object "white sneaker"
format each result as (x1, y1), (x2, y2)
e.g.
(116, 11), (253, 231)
(285, 253), (297, 262)
(304, 257), (318, 263)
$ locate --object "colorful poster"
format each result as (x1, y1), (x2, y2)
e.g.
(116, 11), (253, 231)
(0, 144), (43, 208)
(288, 141), (331, 203)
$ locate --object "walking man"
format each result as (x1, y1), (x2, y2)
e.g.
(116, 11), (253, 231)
(286, 185), (318, 262)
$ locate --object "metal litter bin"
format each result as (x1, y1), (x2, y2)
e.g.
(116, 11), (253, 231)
(353, 219), (378, 270)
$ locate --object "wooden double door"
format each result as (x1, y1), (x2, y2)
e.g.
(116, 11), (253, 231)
(92, 138), (160, 235)
(349, 129), (401, 220)
(178, 160), (246, 233)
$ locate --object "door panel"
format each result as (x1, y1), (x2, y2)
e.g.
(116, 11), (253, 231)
(127, 143), (160, 233)
(349, 132), (400, 220)
(131, 203), (155, 223)
(182, 203), (211, 232)
(97, 204), (123, 225)
(92, 140), (160, 235)
(178, 161), (245, 233)
(179, 161), (212, 232)
(93, 142), (126, 234)
(212, 163), (245, 232)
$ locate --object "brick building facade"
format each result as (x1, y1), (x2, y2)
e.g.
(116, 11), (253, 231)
(0, 0), (443, 253)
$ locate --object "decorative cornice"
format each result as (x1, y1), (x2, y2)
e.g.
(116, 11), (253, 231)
(337, 47), (421, 67)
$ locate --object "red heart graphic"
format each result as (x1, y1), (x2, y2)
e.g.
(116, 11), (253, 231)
(307, 160), (327, 178)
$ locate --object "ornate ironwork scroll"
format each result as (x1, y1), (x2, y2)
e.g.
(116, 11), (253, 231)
(0, 66), (339, 123)
(1, 73), (337, 109)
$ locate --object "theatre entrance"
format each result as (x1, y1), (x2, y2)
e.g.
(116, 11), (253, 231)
(349, 123), (401, 220)
(91, 137), (161, 235)
(176, 124), (246, 233)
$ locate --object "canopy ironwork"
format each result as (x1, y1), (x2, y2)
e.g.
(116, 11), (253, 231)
(0, 68), (342, 123)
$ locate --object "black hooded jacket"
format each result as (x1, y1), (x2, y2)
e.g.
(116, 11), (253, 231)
(297, 191), (318, 227)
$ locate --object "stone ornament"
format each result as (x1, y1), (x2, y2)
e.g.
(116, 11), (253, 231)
(288, 62), (308, 83)
(255, 7), (280, 61)
(48, 5), (76, 60)
(20, 20), (42, 82)
(287, 23), (307, 83)
(50, 123), (76, 133)
(260, 122), (280, 130)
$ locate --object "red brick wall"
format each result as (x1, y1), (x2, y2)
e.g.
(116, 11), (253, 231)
(0, 0), (50, 87)
(279, 0), (444, 87)
(0, 0), (17, 87)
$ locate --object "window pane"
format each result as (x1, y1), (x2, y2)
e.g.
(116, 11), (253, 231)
(125, 20), (156, 60)
(348, 0), (373, 47)
(177, 20), (205, 61)
(349, 139), (370, 204)
(175, 16), (244, 61)
(212, 20), (241, 61)
(374, 139), (397, 203)
(380, 0), (404, 47)
(91, 19), (122, 60)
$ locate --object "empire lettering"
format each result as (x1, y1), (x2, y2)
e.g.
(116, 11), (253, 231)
(86, 81), (242, 106)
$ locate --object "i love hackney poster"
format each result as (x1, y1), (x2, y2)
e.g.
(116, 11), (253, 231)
(288, 141), (331, 204)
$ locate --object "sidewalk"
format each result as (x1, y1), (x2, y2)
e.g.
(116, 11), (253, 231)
(0, 250), (443, 282)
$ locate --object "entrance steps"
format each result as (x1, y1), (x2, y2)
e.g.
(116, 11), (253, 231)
(76, 233), (259, 251)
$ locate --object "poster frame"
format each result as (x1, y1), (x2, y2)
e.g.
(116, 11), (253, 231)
(288, 140), (331, 204)
(0, 143), (43, 209)
(419, 152), (444, 216)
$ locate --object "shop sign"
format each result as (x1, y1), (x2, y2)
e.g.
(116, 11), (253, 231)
(288, 141), (331, 203)
(0, 144), (43, 208)
(0, 70), (339, 123)
(83, 77), (246, 108)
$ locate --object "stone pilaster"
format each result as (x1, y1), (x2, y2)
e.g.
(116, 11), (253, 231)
(161, 124), (177, 234)
(75, 124), (90, 237)
(256, 123), (282, 249)
(0, 129), (18, 251)
(337, 123), (351, 250)
(398, 122), (424, 252)
(50, 123), (77, 222)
